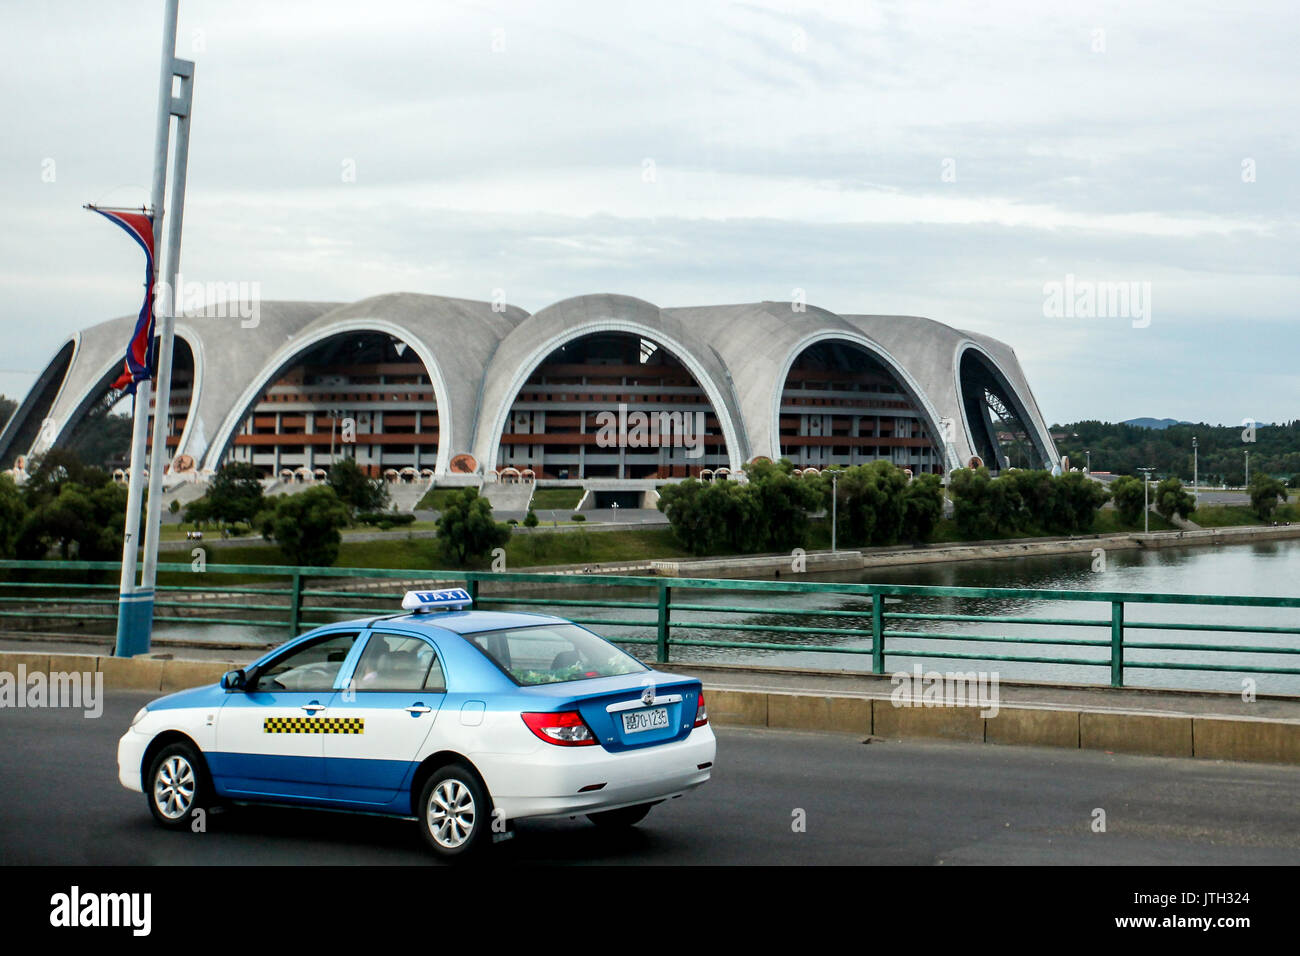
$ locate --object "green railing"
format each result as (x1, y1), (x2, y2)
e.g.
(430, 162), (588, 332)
(2, 559), (1300, 689)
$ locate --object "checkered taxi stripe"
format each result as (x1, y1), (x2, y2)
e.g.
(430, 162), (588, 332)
(263, 716), (364, 734)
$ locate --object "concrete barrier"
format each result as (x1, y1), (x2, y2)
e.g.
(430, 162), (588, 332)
(708, 688), (769, 727)
(1079, 711), (1194, 758)
(766, 693), (871, 735)
(161, 660), (231, 692)
(986, 707), (1080, 748)
(1193, 717), (1300, 764)
(873, 702), (985, 742)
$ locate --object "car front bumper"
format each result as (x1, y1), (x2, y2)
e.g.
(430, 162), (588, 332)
(117, 727), (148, 793)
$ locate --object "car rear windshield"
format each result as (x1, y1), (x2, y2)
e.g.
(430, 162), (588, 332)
(463, 623), (648, 686)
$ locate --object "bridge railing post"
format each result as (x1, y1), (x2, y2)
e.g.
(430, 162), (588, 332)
(871, 588), (885, 675)
(288, 570), (302, 637)
(656, 582), (671, 664)
(1110, 600), (1125, 687)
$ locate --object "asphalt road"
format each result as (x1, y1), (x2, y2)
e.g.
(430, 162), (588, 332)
(4, 690), (1299, 865)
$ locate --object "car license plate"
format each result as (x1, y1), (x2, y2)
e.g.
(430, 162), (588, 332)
(621, 707), (669, 734)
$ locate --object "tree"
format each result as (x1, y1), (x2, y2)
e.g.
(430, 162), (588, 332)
(435, 489), (510, 565)
(0, 474), (26, 558)
(949, 467), (1023, 538)
(821, 461), (908, 547)
(21, 448), (110, 508)
(201, 462), (265, 527)
(257, 486), (352, 567)
(948, 467), (994, 539)
(523, 508), (539, 528)
(1248, 474), (1288, 521)
(326, 457), (388, 514)
(1110, 475), (1146, 524)
(18, 480), (127, 560)
(746, 459), (821, 550)
(1049, 471), (1111, 533)
(900, 473), (944, 542)
(1153, 477), (1196, 521)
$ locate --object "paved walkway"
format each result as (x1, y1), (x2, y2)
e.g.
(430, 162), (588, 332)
(668, 661), (1300, 722)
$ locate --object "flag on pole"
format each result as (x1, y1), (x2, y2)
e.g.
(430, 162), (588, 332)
(86, 205), (157, 393)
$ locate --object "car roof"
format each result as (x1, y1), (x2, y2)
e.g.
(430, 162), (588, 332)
(350, 609), (573, 636)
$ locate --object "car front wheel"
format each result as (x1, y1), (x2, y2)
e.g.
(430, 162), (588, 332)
(146, 742), (211, 829)
(419, 765), (490, 859)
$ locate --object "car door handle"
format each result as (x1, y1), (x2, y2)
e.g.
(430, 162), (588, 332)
(405, 705), (432, 714)
(301, 703), (326, 713)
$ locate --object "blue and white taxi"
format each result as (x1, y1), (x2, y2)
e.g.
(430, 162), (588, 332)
(118, 589), (715, 858)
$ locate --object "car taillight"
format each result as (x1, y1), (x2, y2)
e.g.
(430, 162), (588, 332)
(522, 711), (597, 746)
(694, 691), (708, 727)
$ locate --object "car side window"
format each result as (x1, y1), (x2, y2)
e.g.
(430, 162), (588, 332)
(251, 632), (360, 692)
(351, 633), (445, 693)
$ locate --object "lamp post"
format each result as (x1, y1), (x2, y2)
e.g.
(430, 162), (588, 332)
(1137, 466), (1155, 534)
(831, 471), (838, 553)
(1192, 437), (1198, 506)
(1245, 450), (1250, 488)
(1085, 449), (1091, 473)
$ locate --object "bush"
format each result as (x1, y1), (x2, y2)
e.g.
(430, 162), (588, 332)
(327, 457), (389, 513)
(523, 509), (539, 528)
(1153, 477), (1196, 521)
(257, 486), (352, 567)
(435, 489), (510, 565)
(948, 467), (1110, 537)
(900, 473), (945, 542)
(1110, 475), (1146, 524)
(201, 462), (265, 527)
(657, 459), (821, 555)
(571, 513), (586, 522)
(1248, 474), (1289, 520)
(356, 511), (415, 527)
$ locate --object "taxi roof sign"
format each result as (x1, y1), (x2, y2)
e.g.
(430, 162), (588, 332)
(402, 588), (473, 612)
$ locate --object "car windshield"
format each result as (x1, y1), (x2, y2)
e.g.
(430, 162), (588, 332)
(463, 623), (647, 686)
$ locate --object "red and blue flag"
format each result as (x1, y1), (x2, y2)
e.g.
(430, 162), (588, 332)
(86, 205), (156, 393)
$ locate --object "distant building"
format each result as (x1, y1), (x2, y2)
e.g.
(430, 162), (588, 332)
(0, 293), (1059, 485)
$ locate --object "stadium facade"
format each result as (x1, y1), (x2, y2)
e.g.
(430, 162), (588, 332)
(0, 293), (1059, 487)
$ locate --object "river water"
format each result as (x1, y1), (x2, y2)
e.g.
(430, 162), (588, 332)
(153, 538), (1300, 695)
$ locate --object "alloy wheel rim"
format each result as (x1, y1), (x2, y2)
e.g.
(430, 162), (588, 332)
(153, 755), (196, 819)
(427, 779), (476, 848)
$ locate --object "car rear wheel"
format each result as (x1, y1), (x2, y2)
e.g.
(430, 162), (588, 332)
(146, 742), (211, 829)
(587, 802), (653, 828)
(419, 765), (490, 859)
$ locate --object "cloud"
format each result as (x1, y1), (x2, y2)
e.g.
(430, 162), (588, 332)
(0, 0), (1296, 428)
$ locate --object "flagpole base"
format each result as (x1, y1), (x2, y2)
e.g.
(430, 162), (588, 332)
(114, 590), (155, 657)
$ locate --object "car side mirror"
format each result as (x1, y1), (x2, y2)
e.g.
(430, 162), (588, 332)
(221, 669), (246, 691)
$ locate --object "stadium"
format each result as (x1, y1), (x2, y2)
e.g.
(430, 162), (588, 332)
(0, 292), (1060, 505)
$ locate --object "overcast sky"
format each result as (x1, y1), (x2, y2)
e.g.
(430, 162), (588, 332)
(2, 0), (1296, 426)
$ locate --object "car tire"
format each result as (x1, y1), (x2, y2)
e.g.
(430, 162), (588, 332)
(418, 764), (491, 860)
(146, 742), (211, 830)
(587, 802), (653, 828)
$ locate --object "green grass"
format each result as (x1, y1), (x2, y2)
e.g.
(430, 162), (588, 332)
(179, 527), (695, 580)
(1191, 502), (1300, 528)
(529, 487), (584, 510)
(414, 488), (465, 511)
